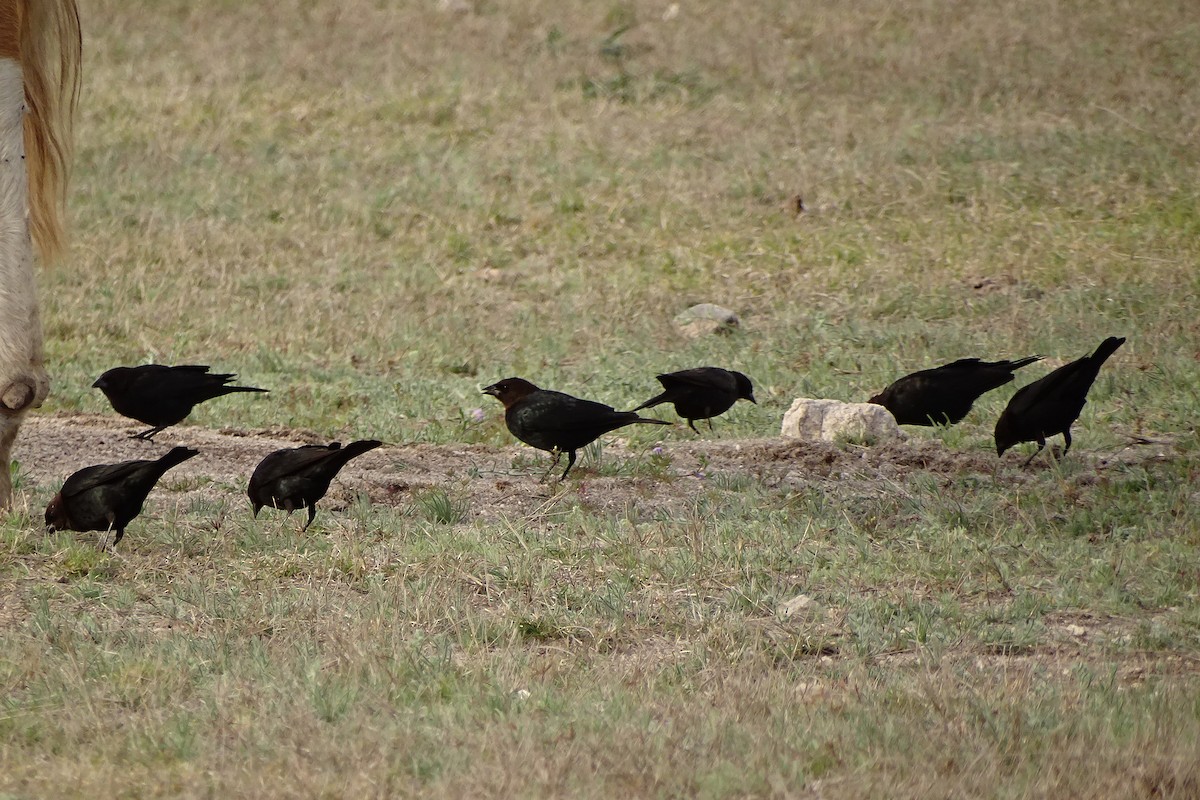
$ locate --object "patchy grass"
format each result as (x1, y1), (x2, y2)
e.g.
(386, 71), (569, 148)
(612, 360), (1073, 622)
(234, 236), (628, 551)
(3, 0), (1199, 796)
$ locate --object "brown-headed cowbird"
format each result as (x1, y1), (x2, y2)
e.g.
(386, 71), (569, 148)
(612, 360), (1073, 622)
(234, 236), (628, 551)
(248, 440), (383, 530)
(870, 355), (1042, 426)
(44, 446), (199, 548)
(995, 337), (1126, 465)
(483, 377), (670, 480)
(633, 367), (756, 434)
(93, 364), (268, 440)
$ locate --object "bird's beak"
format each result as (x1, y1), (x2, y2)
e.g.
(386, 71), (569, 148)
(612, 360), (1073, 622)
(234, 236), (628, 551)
(748, 394), (757, 405)
(481, 384), (500, 397)
(91, 378), (104, 389)
(45, 524), (56, 534)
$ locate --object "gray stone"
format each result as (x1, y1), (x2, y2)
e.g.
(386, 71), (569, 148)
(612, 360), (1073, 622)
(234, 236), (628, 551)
(777, 593), (823, 620)
(673, 303), (739, 338)
(780, 398), (904, 443)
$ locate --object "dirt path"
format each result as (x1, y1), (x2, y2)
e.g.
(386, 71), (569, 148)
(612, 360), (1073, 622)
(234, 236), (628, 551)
(12, 413), (1167, 526)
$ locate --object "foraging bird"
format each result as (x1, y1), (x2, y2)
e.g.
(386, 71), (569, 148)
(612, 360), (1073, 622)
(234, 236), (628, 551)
(44, 446), (199, 548)
(482, 377), (670, 480)
(93, 364), (268, 440)
(248, 440), (383, 530)
(995, 337), (1126, 465)
(870, 355), (1042, 426)
(633, 367), (756, 434)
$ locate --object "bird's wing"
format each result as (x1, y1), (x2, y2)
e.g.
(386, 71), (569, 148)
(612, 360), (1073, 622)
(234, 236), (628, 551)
(60, 461), (152, 498)
(129, 364), (214, 384)
(658, 368), (732, 390)
(935, 358), (986, 371)
(517, 392), (642, 436)
(1002, 362), (1083, 417)
(252, 446), (341, 484)
(134, 367), (242, 406)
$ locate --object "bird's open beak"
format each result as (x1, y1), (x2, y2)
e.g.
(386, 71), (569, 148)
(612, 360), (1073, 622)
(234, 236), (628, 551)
(481, 384), (500, 397)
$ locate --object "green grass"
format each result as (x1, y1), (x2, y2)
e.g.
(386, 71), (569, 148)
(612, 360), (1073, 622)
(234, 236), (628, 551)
(4, 0), (1200, 795)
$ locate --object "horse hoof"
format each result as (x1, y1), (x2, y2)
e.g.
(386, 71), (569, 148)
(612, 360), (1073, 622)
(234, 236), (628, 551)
(0, 380), (35, 413)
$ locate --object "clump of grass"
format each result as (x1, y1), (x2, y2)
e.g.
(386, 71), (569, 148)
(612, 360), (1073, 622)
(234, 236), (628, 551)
(412, 488), (469, 525)
(628, 444), (673, 479)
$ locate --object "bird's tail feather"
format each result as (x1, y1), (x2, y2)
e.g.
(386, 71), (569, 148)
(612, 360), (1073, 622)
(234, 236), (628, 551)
(632, 393), (668, 412)
(1090, 336), (1126, 365)
(1006, 355), (1043, 371)
(341, 439), (384, 459)
(325, 439), (384, 468)
(156, 446), (200, 472)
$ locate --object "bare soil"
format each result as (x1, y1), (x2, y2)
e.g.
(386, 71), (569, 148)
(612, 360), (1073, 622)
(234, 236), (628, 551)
(14, 412), (1171, 528)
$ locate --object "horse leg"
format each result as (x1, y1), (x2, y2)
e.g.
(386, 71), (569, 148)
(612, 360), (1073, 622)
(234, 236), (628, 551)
(0, 1), (78, 509)
(0, 26), (50, 509)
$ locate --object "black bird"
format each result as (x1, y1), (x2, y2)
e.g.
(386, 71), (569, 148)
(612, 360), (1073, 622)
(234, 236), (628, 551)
(633, 367), (756, 434)
(44, 446), (199, 548)
(482, 377), (670, 480)
(93, 364), (268, 440)
(995, 337), (1126, 465)
(248, 440), (383, 530)
(870, 355), (1043, 426)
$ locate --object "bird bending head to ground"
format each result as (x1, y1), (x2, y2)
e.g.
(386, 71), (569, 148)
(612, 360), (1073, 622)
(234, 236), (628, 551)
(869, 355), (1042, 426)
(93, 364), (268, 440)
(633, 367), (756, 434)
(248, 440), (383, 531)
(994, 337), (1126, 466)
(482, 377), (670, 480)
(44, 446), (199, 549)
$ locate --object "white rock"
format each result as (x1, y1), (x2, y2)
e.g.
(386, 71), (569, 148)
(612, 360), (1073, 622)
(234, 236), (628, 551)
(436, 0), (472, 13)
(777, 593), (822, 620)
(780, 398), (904, 443)
(673, 303), (739, 338)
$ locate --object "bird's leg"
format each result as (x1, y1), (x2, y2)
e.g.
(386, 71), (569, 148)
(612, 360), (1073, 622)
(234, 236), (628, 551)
(302, 504), (317, 532)
(1021, 437), (1047, 468)
(99, 513), (121, 550)
(707, 419), (715, 434)
(540, 450), (562, 482)
(688, 419), (701, 436)
(1061, 429), (1073, 457)
(132, 425), (166, 441)
(559, 450), (578, 481)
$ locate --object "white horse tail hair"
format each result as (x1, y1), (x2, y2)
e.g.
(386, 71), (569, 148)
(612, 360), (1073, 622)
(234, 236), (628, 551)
(18, 0), (81, 265)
